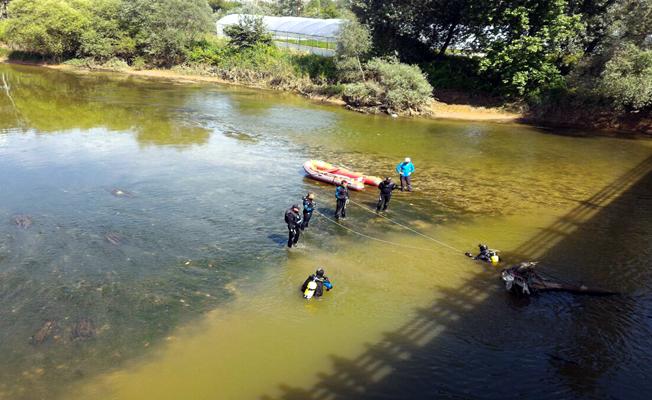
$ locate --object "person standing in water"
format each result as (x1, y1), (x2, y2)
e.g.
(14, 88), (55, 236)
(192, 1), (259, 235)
(301, 192), (315, 230)
(301, 267), (333, 299)
(377, 176), (398, 211)
(284, 204), (303, 248)
(335, 180), (349, 220)
(395, 157), (415, 192)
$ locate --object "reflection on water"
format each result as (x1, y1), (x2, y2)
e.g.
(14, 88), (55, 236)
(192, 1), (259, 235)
(1, 63), (651, 400)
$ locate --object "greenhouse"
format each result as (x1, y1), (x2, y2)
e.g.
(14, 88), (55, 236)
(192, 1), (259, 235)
(216, 14), (345, 56)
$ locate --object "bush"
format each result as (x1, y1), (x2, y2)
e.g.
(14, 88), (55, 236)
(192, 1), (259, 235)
(77, 0), (134, 61)
(120, 0), (214, 66)
(342, 82), (383, 107)
(599, 43), (652, 111)
(223, 15), (273, 50)
(2, 0), (90, 59)
(365, 57), (433, 112)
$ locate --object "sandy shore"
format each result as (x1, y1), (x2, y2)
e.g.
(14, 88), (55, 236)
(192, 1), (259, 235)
(1, 58), (523, 123)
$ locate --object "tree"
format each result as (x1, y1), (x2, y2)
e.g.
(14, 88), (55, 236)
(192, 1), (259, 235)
(120, 0), (213, 66)
(2, 0), (90, 59)
(336, 20), (371, 80)
(599, 43), (652, 110)
(477, 0), (585, 96)
(223, 15), (273, 50)
(276, 0), (304, 16)
(79, 0), (134, 61)
(350, 0), (492, 61)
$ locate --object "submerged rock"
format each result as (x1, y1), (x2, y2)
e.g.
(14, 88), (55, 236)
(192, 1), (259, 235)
(30, 320), (56, 345)
(12, 214), (32, 229)
(71, 318), (95, 340)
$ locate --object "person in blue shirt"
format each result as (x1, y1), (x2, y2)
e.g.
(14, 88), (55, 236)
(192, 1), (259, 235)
(334, 180), (349, 220)
(301, 192), (315, 230)
(395, 157), (415, 192)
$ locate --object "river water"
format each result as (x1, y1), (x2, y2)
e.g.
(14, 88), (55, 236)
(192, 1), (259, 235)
(1, 63), (651, 400)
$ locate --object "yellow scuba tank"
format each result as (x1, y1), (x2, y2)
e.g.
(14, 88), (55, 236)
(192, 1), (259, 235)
(489, 250), (500, 265)
(303, 280), (318, 299)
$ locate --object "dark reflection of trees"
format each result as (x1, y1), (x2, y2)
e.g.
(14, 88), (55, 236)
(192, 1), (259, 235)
(0, 64), (209, 148)
(263, 154), (652, 400)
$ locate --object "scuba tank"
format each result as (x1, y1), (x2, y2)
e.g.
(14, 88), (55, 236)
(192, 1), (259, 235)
(488, 250), (500, 265)
(303, 280), (318, 299)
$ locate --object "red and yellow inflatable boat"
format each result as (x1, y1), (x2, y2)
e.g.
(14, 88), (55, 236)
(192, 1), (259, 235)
(303, 160), (382, 190)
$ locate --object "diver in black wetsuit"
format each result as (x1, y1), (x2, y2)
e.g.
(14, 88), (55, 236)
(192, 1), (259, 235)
(285, 204), (303, 248)
(301, 267), (333, 299)
(465, 244), (501, 264)
(301, 192), (315, 230)
(377, 177), (398, 211)
(335, 181), (349, 220)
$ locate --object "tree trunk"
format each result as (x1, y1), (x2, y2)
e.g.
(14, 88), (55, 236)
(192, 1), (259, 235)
(438, 22), (458, 56)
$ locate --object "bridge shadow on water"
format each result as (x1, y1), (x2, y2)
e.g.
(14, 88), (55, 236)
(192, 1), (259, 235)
(262, 154), (652, 400)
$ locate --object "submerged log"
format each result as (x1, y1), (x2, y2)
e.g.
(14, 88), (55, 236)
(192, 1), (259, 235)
(501, 262), (618, 296)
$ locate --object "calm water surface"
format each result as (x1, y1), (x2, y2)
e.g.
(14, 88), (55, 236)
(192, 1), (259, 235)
(1, 64), (651, 400)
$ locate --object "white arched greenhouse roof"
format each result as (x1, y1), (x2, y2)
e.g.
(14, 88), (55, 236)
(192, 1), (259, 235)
(216, 14), (345, 38)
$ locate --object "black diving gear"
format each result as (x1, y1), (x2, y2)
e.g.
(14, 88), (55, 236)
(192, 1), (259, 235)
(301, 195), (315, 230)
(465, 243), (500, 264)
(377, 178), (398, 211)
(285, 206), (303, 248)
(301, 268), (333, 299)
(335, 183), (349, 219)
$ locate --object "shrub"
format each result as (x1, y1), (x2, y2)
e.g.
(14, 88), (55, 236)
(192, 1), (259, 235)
(365, 57), (433, 112)
(291, 53), (337, 83)
(120, 0), (213, 66)
(223, 15), (273, 50)
(342, 82), (383, 107)
(2, 0), (90, 59)
(599, 43), (652, 111)
(78, 0), (134, 61)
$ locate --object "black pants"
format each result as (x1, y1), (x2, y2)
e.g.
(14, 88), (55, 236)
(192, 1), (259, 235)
(377, 194), (391, 211)
(335, 199), (347, 219)
(287, 227), (300, 247)
(301, 211), (312, 230)
(400, 175), (412, 191)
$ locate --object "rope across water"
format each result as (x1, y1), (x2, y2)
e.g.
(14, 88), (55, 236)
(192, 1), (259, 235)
(313, 209), (440, 253)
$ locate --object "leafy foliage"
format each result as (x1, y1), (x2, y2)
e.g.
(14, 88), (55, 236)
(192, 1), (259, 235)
(223, 15), (273, 50)
(2, 0), (212, 65)
(335, 20), (371, 82)
(365, 57), (433, 111)
(120, 0), (213, 66)
(599, 44), (652, 110)
(2, 0), (90, 59)
(478, 0), (584, 96)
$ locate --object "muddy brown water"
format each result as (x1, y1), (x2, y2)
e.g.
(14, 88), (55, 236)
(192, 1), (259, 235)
(1, 63), (652, 400)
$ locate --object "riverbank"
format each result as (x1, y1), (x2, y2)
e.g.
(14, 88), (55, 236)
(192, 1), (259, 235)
(0, 57), (521, 123)
(2, 57), (649, 134)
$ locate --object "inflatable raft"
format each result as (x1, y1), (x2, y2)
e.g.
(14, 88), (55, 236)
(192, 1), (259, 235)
(303, 160), (381, 190)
